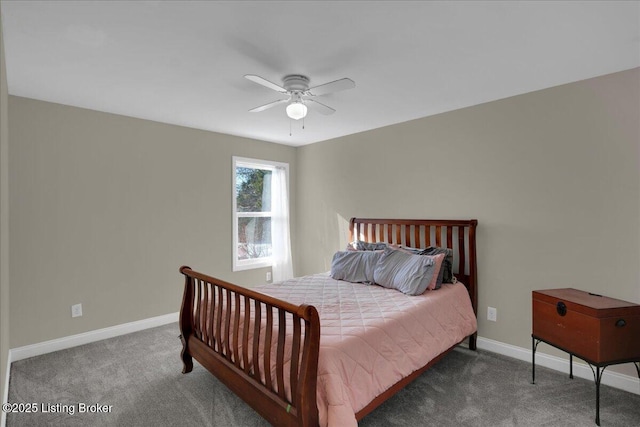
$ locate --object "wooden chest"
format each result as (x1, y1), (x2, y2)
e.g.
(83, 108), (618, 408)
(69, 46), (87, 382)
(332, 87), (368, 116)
(532, 288), (640, 364)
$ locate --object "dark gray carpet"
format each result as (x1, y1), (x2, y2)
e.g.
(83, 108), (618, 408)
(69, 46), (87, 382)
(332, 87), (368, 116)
(7, 323), (640, 426)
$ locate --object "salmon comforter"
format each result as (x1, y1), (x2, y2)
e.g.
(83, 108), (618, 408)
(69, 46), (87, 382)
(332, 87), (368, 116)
(254, 273), (477, 427)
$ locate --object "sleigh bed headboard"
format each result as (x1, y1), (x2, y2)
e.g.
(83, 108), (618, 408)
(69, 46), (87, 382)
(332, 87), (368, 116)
(349, 218), (478, 320)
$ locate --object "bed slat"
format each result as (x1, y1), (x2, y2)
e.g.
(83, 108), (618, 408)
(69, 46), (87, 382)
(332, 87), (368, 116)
(224, 289), (232, 359)
(242, 295), (251, 374)
(290, 317), (301, 402)
(233, 293), (241, 368)
(215, 287), (223, 354)
(252, 300), (262, 381)
(203, 280), (210, 345)
(264, 305), (274, 390)
(194, 279), (201, 340)
(276, 309), (287, 399)
(210, 282), (217, 350)
(458, 226), (465, 277)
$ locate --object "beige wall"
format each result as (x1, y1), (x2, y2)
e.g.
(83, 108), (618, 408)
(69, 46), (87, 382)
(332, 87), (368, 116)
(1, 8), (10, 403)
(8, 97), (296, 347)
(5, 63), (639, 379)
(296, 68), (640, 372)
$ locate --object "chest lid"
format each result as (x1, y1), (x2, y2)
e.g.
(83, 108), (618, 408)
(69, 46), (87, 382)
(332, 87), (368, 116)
(533, 288), (640, 318)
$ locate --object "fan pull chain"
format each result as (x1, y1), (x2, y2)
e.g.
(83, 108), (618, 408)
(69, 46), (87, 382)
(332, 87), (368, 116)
(289, 117), (305, 136)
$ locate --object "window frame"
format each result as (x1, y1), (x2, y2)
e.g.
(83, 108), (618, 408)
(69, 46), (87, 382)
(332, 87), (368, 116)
(232, 156), (289, 272)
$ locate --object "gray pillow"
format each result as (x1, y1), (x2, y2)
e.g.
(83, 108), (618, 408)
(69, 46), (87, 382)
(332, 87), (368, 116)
(330, 250), (383, 284)
(373, 248), (436, 296)
(419, 246), (454, 287)
(346, 241), (388, 251)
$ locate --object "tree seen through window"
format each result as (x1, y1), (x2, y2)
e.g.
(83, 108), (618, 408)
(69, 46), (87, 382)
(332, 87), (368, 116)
(236, 167), (272, 260)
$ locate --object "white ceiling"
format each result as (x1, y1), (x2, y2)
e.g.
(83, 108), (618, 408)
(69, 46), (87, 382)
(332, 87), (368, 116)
(1, 1), (639, 147)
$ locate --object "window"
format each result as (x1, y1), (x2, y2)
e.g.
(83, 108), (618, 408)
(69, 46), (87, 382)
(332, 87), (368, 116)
(232, 157), (292, 278)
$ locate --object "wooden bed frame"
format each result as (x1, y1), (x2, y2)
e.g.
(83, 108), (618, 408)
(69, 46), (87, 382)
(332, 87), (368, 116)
(179, 218), (478, 426)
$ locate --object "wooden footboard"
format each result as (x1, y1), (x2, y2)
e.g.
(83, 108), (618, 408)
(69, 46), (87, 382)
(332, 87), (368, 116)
(179, 266), (321, 427)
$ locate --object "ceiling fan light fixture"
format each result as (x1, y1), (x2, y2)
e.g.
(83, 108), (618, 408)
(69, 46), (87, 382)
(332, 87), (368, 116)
(286, 102), (307, 120)
(246, 73), (354, 123)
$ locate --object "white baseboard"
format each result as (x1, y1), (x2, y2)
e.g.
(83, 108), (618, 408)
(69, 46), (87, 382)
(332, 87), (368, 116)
(477, 336), (640, 396)
(2, 350), (10, 427)
(9, 312), (179, 363)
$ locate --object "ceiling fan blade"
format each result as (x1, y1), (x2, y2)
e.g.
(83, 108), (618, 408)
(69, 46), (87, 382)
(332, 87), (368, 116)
(307, 78), (355, 96)
(249, 99), (288, 113)
(306, 99), (335, 115)
(245, 74), (287, 93)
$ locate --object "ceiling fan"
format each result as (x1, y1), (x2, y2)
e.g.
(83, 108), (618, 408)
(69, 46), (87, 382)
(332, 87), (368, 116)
(245, 74), (355, 120)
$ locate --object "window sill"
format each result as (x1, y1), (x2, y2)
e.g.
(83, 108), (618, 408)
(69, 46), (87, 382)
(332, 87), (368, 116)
(233, 259), (272, 272)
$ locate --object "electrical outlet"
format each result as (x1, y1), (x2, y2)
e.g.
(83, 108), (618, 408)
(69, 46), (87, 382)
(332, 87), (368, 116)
(487, 306), (497, 322)
(266, 272), (272, 282)
(71, 303), (83, 318)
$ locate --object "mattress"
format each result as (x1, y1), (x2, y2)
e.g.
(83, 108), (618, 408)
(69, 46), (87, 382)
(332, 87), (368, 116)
(254, 273), (478, 427)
